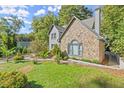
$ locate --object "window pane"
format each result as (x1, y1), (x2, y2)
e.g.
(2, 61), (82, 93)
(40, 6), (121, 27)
(79, 45), (83, 55)
(73, 44), (79, 56)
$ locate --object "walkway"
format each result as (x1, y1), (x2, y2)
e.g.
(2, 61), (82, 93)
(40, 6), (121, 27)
(24, 55), (54, 62)
(61, 59), (122, 70)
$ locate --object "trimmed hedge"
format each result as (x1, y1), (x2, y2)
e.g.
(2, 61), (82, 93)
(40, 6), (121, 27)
(0, 71), (27, 88)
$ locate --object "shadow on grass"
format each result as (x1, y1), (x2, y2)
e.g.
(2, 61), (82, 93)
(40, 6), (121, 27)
(78, 76), (124, 88)
(26, 81), (43, 88)
(14, 60), (28, 64)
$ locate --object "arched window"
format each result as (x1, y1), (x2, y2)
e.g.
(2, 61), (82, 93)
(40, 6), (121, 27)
(68, 40), (83, 56)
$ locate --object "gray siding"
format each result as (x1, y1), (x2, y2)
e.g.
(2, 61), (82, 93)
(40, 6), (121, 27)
(49, 26), (60, 50)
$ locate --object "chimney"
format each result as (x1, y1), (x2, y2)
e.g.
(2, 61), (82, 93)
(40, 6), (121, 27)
(95, 8), (101, 35)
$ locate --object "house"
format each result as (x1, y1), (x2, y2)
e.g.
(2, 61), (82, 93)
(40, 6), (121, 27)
(49, 8), (105, 63)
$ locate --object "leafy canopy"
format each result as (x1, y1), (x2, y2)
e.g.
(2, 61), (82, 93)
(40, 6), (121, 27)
(101, 6), (124, 56)
(59, 5), (92, 26)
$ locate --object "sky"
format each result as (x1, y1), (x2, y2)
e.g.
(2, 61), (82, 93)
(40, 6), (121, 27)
(0, 5), (98, 34)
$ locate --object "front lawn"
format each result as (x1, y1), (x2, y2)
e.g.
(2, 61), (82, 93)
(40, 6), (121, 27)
(0, 61), (124, 88)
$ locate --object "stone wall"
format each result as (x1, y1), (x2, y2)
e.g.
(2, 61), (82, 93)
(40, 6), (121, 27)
(60, 18), (105, 62)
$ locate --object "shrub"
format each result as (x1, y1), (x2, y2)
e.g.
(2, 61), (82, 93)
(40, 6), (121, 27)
(81, 58), (92, 62)
(81, 58), (99, 64)
(38, 50), (50, 58)
(17, 47), (28, 54)
(92, 59), (99, 64)
(70, 57), (79, 60)
(63, 56), (69, 60)
(61, 51), (69, 60)
(13, 53), (24, 62)
(32, 60), (37, 64)
(55, 52), (61, 64)
(0, 71), (27, 88)
(51, 44), (61, 56)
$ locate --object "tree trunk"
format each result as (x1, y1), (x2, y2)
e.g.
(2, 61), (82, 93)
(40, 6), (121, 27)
(6, 56), (9, 63)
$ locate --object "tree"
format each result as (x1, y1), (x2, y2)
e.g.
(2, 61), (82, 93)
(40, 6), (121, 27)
(59, 5), (92, 26)
(0, 45), (15, 62)
(31, 12), (58, 53)
(0, 16), (24, 49)
(101, 6), (124, 56)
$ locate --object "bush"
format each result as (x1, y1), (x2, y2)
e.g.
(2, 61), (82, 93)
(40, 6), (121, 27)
(81, 58), (92, 62)
(32, 60), (37, 64)
(16, 47), (28, 54)
(61, 51), (69, 60)
(55, 53), (61, 64)
(81, 58), (99, 64)
(38, 51), (50, 58)
(70, 57), (79, 60)
(51, 44), (61, 56)
(0, 71), (27, 88)
(92, 59), (99, 64)
(13, 53), (24, 61)
(63, 56), (69, 60)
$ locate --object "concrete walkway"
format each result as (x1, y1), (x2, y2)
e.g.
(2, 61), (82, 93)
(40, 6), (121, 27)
(24, 55), (54, 62)
(62, 59), (122, 70)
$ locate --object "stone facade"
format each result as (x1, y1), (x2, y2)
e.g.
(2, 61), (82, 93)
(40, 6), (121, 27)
(60, 18), (105, 62)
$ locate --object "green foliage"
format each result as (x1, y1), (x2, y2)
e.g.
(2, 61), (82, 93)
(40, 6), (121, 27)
(13, 53), (24, 62)
(51, 45), (69, 61)
(32, 60), (38, 64)
(38, 50), (50, 58)
(17, 47), (28, 54)
(92, 59), (99, 64)
(101, 6), (124, 56)
(31, 12), (58, 53)
(81, 58), (99, 64)
(60, 51), (69, 60)
(51, 45), (61, 64)
(55, 52), (61, 64)
(70, 57), (79, 60)
(0, 71), (27, 88)
(0, 45), (15, 62)
(51, 44), (61, 56)
(59, 5), (92, 26)
(0, 16), (24, 49)
(81, 58), (92, 62)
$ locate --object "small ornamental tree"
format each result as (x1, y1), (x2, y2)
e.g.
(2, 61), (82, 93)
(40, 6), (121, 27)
(0, 45), (15, 62)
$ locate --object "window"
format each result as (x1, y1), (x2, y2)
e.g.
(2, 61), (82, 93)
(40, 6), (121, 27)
(54, 33), (56, 39)
(68, 40), (82, 56)
(51, 33), (53, 39)
(51, 33), (56, 39)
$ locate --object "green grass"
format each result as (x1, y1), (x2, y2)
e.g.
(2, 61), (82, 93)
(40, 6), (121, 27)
(0, 61), (124, 88)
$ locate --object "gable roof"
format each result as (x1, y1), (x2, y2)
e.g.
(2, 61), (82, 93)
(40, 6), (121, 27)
(60, 16), (105, 42)
(48, 24), (65, 34)
(81, 17), (95, 30)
